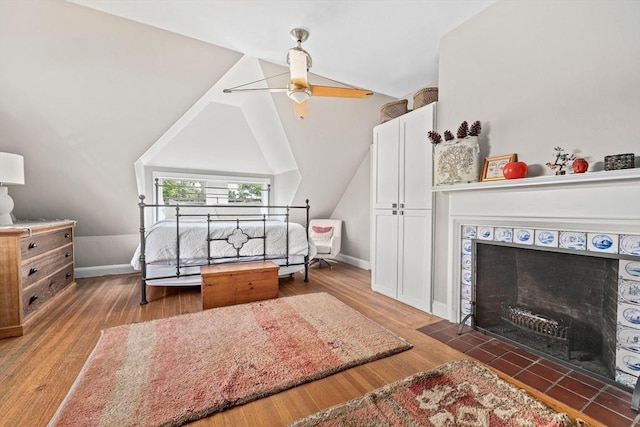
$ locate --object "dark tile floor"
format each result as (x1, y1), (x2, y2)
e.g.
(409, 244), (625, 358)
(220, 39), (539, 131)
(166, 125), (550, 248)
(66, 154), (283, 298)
(418, 319), (638, 426)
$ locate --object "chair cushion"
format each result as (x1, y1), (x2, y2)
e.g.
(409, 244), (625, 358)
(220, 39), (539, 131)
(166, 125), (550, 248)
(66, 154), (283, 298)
(311, 226), (333, 242)
(315, 241), (332, 254)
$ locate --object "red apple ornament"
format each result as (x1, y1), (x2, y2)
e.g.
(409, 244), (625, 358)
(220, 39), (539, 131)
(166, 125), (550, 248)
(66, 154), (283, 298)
(573, 158), (588, 173)
(503, 161), (528, 179)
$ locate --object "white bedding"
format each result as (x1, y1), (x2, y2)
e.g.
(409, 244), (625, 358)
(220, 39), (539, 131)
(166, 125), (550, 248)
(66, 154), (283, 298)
(131, 219), (315, 270)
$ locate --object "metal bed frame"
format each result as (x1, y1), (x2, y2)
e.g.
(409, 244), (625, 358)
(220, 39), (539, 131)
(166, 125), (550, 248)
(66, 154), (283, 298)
(137, 181), (310, 305)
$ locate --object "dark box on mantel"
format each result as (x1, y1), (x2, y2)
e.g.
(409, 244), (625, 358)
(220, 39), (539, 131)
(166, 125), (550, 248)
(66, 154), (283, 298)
(604, 153), (634, 170)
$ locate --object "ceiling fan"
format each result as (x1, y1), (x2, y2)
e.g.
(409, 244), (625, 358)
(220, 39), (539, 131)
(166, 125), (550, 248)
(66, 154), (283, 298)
(223, 28), (373, 120)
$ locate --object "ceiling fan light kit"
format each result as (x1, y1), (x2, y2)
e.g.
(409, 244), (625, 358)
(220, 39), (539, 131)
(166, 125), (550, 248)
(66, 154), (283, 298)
(223, 28), (373, 119)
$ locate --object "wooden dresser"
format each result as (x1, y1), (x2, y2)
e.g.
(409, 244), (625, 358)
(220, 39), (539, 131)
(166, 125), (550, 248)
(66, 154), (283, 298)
(0, 220), (76, 339)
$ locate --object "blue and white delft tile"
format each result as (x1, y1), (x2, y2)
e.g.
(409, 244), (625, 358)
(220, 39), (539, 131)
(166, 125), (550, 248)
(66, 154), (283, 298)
(461, 239), (472, 255)
(461, 300), (472, 315)
(619, 302), (640, 328)
(461, 269), (472, 285)
(462, 225), (477, 239)
(621, 260), (640, 281)
(461, 283), (472, 301)
(616, 369), (638, 388)
(461, 254), (472, 271)
(620, 235), (640, 257)
(477, 226), (494, 241)
(513, 228), (534, 245)
(559, 231), (586, 250)
(535, 229), (558, 247)
(616, 347), (640, 377)
(619, 279), (640, 305)
(494, 227), (513, 243)
(587, 232), (618, 254)
(617, 324), (640, 353)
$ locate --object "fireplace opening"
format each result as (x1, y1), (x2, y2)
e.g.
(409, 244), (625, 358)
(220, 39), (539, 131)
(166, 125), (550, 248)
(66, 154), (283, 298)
(473, 241), (618, 383)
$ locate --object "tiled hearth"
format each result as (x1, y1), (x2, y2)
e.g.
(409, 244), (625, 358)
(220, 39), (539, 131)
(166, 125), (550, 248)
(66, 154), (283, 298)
(419, 320), (637, 426)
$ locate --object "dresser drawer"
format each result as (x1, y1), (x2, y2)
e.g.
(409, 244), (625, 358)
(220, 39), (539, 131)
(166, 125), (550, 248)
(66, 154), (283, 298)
(21, 227), (73, 261)
(23, 264), (74, 317)
(21, 245), (73, 289)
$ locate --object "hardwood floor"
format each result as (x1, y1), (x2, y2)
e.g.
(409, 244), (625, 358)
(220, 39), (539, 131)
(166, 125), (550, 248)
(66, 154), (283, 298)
(0, 262), (602, 426)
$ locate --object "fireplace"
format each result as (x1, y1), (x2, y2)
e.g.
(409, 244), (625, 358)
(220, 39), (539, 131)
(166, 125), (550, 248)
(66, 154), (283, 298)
(473, 241), (618, 382)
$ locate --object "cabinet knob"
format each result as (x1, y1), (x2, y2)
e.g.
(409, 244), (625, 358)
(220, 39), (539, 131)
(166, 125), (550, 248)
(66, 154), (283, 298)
(400, 211), (404, 215)
(392, 203), (398, 208)
(392, 210), (397, 215)
(66, 273), (72, 279)
(400, 203), (404, 209)
(28, 295), (38, 305)
(29, 267), (39, 276)
(28, 242), (38, 249)
(65, 252), (71, 258)
(64, 233), (70, 239)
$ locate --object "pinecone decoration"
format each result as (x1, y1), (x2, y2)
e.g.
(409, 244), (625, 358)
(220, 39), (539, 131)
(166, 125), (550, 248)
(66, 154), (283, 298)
(469, 121), (482, 137)
(443, 130), (454, 141)
(427, 131), (442, 145)
(456, 121), (469, 139)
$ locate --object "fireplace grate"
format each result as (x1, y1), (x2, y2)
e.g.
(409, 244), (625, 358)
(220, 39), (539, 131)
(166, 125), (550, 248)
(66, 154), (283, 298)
(501, 305), (572, 359)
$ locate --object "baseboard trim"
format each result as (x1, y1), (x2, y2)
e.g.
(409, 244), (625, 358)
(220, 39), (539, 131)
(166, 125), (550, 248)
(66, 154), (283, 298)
(431, 300), (450, 321)
(75, 264), (137, 278)
(335, 254), (370, 270)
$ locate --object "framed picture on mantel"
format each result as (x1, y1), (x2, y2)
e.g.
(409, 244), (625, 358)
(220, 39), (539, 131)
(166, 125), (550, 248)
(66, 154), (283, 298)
(481, 154), (517, 182)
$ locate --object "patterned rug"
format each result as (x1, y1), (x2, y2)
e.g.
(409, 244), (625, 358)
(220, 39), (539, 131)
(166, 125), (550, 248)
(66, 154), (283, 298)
(289, 359), (581, 427)
(48, 292), (411, 427)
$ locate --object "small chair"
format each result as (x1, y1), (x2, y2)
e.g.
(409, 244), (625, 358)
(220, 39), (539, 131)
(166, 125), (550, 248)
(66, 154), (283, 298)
(309, 219), (342, 268)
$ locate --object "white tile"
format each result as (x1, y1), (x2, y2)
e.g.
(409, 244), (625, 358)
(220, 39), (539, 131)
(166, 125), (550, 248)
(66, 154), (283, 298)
(513, 228), (534, 245)
(621, 260), (640, 281)
(461, 254), (472, 270)
(559, 231), (586, 250)
(587, 232), (618, 254)
(494, 227), (513, 243)
(616, 347), (640, 378)
(461, 239), (472, 255)
(462, 225), (477, 239)
(535, 229), (558, 247)
(615, 369), (638, 388)
(619, 302), (640, 328)
(477, 226), (494, 241)
(620, 235), (640, 256)
(619, 278), (640, 305)
(461, 269), (472, 285)
(617, 324), (640, 353)
(461, 283), (472, 300)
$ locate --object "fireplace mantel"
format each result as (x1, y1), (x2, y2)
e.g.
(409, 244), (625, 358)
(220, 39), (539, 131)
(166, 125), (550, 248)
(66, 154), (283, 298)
(432, 168), (639, 193)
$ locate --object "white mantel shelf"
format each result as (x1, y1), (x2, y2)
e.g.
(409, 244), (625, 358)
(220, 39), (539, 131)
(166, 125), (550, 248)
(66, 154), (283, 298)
(432, 168), (640, 193)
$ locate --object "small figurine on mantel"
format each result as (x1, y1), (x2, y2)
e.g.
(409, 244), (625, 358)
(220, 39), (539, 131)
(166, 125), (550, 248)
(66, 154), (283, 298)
(546, 147), (576, 175)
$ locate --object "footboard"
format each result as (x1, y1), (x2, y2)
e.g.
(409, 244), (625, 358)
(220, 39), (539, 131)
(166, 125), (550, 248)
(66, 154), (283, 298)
(136, 195), (311, 305)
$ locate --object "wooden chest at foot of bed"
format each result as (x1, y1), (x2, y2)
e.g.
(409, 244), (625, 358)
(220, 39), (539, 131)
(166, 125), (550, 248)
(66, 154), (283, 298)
(201, 261), (279, 309)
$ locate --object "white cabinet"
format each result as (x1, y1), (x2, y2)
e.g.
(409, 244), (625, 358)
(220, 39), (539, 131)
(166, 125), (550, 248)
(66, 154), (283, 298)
(372, 104), (435, 210)
(371, 104), (436, 313)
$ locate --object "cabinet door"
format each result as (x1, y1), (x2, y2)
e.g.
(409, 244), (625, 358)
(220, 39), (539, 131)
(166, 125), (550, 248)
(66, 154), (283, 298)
(400, 105), (435, 210)
(371, 210), (398, 298)
(397, 209), (433, 312)
(372, 120), (399, 209)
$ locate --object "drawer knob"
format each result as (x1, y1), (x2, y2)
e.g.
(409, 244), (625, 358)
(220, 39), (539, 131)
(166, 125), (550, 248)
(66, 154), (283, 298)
(66, 273), (72, 279)
(28, 295), (38, 305)
(64, 233), (70, 238)
(65, 252), (71, 258)
(29, 267), (39, 276)
(28, 242), (38, 249)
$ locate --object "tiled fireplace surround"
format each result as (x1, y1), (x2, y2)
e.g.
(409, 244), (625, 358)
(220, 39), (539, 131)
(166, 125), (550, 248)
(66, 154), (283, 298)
(433, 169), (640, 421)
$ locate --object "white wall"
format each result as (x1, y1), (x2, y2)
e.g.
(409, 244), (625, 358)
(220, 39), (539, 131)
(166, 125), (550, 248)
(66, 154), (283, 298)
(432, 0), (640, 303)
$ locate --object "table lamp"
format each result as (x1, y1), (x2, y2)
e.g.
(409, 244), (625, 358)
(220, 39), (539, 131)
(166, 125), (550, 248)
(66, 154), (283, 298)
(0, 152), (25, 225)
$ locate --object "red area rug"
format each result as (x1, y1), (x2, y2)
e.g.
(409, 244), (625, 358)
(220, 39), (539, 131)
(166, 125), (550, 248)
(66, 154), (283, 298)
(290, 359), (581, 427)
(48, 293), (411, 427)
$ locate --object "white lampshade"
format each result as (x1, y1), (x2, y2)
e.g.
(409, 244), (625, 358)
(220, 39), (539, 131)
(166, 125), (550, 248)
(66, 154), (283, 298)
(0, 152), (25, 185)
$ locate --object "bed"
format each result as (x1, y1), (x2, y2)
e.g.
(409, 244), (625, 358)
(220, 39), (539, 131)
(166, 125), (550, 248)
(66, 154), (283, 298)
(131, 194), (314, 305)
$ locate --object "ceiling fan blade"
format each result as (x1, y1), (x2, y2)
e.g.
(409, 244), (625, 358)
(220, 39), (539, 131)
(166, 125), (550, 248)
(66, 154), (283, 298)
(310, 85), (373, 98)
(288, 48), (308, 88)
(223, 87), (288, 93)
(293, 100), (307, 120)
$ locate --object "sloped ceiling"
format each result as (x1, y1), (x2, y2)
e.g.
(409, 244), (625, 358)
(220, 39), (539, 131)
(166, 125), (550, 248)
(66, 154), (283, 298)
(0, 0), (494, 239)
